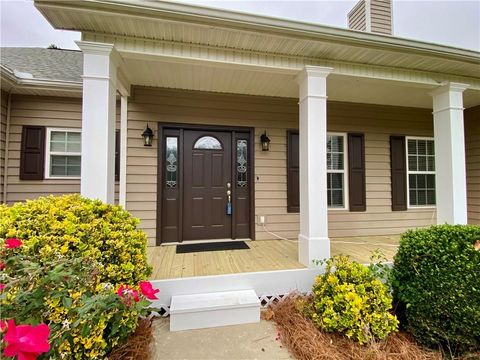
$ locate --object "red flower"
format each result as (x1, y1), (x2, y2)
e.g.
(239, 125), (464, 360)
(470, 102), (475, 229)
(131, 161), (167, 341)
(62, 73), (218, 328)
(117, 285), (140, 305)
(0, 284), (5, 292)
(3, 319), (50, 360)
(139, 281), (159, 300)
(0, 262), (6, 270)
(0, 320), (7, 332)
(5, 239), (22, 249)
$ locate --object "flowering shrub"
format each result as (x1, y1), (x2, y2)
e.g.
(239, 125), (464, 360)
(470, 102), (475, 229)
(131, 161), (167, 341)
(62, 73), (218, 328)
(0, 239), (158, 359)
(301, 255), (398, 344)
(0, 195), (156, 359)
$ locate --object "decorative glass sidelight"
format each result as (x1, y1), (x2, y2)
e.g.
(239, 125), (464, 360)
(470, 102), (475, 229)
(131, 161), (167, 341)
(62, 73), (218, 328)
(236, 139), (248, 188)
(165, 137), (178, 188)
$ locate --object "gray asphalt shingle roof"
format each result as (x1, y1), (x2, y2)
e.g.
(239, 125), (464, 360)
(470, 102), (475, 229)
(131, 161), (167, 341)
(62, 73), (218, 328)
(1, 47), (83, 83)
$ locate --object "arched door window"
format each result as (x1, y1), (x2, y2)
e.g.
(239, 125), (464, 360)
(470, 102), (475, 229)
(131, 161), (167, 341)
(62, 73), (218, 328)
(193, 136), (223, 150)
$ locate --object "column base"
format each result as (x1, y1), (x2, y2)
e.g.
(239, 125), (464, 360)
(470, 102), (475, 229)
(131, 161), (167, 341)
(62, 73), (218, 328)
(298, 234), (330, 268)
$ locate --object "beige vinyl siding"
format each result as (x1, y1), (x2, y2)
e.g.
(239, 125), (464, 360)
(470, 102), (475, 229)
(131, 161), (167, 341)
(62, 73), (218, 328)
(370, 0), (392, 35)
(5, 95), (120, 204)
(465, 105), (480, 224)
(127, 87), (435, 245)
(1, 91), (7, 203)
(348, 1), (367, 31)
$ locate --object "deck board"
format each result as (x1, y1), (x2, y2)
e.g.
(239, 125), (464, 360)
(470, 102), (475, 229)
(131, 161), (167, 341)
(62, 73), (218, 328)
(147, 236), (400, 280)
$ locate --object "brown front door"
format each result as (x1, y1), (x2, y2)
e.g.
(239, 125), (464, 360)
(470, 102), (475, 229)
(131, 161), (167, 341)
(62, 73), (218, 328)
(183, 130), (232, 240)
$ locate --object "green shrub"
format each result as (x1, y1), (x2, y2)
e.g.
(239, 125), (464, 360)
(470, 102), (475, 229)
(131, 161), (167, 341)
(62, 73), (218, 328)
(0, 194), (151, 284)
(303, 255), (398, 344)
(0, 195), (154, 358)
(392, 224), (480, 354)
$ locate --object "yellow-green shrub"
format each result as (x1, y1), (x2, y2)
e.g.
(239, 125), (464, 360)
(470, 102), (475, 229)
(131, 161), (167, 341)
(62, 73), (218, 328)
(0, 194), (151, 285)
(305, 255), (398, 344)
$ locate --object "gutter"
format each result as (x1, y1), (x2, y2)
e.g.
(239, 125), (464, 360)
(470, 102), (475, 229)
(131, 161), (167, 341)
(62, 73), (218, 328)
(35, 0), (480, 65)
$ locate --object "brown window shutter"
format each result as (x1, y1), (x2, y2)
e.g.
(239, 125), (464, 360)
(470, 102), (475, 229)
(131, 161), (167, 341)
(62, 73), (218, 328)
(348, 133), (366, 211)
(115, 130), (120, 181)
(287, 130), (299, 213)
(390, 135), (407, 211)
(20, 126), (45, 180)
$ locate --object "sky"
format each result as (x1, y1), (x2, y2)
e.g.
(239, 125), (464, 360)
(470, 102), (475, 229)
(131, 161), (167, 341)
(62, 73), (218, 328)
(1, 0), (479, 51)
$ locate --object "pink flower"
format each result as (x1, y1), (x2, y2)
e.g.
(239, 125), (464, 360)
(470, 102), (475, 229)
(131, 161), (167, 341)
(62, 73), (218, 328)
(139, 281), (159, 300)
(117, 285), (140, 305)
(3, 319), (50, 360)
(5, 239), (22, 249)
(0, 320), (7, 332)
(0, 284), (5, 292)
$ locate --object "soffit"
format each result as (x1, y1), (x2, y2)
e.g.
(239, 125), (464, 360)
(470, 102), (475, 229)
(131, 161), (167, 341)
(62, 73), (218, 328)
(35, 0), (480, 79)
(122, 58), (480, 109)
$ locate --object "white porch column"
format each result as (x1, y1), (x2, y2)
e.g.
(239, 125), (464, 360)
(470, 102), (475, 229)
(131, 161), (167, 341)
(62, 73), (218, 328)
(296, 66), (333, 267)
(76, 41), (119, 203)
(431, 82), (469, 224)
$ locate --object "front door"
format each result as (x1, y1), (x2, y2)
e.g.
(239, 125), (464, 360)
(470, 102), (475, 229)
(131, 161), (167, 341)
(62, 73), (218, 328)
(183, 130), (232, 240)
(159, 125), (253, 244)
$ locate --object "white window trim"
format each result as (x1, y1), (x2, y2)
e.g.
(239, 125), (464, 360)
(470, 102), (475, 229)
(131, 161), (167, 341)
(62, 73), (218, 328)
(45, 128), (82, 180)
(327, 132), (349, 211)
(405, 136), (436, 209)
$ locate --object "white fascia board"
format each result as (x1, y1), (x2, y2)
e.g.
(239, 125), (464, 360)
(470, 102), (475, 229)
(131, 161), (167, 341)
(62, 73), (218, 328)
(1, 66), (82, 95)
(35, 0), (480, 64)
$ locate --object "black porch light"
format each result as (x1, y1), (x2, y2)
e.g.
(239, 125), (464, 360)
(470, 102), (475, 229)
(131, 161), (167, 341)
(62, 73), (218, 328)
(260, 131), (271, 151)
(142, 124), (154, 147)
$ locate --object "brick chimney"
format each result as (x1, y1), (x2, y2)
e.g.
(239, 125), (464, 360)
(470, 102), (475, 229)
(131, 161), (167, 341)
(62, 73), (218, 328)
(348, 0), (393, 35)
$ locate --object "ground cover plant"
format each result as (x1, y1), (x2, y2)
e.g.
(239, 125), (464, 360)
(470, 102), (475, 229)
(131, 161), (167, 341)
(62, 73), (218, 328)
(0, 195), (157, 359)
(392, 224), (480, 357)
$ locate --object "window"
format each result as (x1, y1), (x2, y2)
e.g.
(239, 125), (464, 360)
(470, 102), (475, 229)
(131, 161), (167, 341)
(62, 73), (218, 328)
(45, 128), (81, 178)
(193, 136), (222, 149)
(236, 139), (248, 188)
(165, 137), (178, 188)
(407, 137), (436, 206)
(327, 134), (347, 208)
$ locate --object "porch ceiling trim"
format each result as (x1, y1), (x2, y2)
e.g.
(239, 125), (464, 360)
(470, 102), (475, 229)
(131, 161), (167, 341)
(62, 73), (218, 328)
(35, 0), (479, 80)
(85, 33), (480, 91)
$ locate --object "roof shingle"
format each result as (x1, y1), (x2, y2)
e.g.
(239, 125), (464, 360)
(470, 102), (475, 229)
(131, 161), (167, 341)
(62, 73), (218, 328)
(1, 47), (83, 83)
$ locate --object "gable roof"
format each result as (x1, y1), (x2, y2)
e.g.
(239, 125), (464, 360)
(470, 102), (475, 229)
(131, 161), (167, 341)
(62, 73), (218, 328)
(1, 47), (82, 83)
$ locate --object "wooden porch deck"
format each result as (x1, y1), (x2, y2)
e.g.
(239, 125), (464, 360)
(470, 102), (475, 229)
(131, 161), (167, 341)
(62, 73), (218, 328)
(147, 235), (400, 280)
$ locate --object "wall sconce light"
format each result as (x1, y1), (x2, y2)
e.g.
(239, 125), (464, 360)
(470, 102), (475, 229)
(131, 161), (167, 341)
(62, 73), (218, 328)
(142, 124), (154, 147)
(260, 131), (271, 151)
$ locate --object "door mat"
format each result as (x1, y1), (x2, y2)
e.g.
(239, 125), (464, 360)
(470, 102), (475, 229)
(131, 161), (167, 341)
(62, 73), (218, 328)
(176, 241), (250, 254)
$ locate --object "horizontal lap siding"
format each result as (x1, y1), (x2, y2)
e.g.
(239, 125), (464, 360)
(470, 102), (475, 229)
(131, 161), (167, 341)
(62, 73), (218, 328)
(128, 87), (436, 245)
(371, 0), (392, 35)
(328, 102), (435, 237)
(465, 106), (480, 224)
(1, 91), (7, 203)
(348, 1), (366, 32)
(5, 95), (120, 204)
(126, 87), (299, 245)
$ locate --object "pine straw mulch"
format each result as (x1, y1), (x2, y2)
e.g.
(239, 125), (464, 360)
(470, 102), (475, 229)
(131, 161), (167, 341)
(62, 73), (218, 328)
(263, 293), (443, 360)
(108, 318), (154, 360)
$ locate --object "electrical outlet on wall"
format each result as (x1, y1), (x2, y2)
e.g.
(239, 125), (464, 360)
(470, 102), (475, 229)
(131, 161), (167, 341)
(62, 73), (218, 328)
(257, 215), (267, 225)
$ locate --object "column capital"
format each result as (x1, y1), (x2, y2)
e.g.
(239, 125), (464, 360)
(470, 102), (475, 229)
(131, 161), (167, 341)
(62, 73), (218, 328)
(76, 41), (121, 66)
(430, 82), (469, 97)
(295, 65), (334, 84)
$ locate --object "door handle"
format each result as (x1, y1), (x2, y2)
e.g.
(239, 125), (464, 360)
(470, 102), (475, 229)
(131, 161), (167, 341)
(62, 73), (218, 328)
(227, 190), (231, 203)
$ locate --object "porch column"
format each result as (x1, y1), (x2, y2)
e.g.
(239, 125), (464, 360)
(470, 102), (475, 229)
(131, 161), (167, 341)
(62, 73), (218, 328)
(296, 65), (333, 267)
(431, 82), (469, 224)
(76, 41), (119, 203)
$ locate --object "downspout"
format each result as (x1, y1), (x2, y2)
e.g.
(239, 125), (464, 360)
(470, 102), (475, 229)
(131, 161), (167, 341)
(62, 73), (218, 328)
(2, 91), (13, 204)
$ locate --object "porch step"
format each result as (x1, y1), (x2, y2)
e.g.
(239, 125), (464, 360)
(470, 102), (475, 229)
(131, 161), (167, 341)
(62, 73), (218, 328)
(169, 289), (260, 332)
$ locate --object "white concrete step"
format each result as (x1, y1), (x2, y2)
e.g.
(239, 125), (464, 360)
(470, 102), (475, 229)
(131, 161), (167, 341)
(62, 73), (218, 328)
(169, 289), (260, 332)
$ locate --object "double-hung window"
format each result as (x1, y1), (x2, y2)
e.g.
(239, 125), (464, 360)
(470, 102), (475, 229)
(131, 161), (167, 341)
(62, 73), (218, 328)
(45, 128), (81, 178)
(406, 137), (436, 206)
(327, 133), (348, 208)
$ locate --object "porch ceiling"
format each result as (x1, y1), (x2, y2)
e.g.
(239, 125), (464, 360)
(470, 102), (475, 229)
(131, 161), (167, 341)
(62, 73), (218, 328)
(35, 0), (480, 80)
(123, 58), (480, 109)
